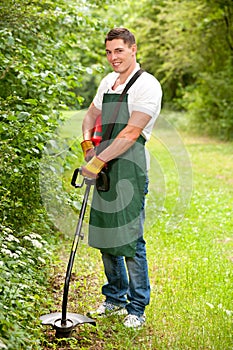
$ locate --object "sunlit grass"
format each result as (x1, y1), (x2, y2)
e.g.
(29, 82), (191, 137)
(143, 126), (233, 349)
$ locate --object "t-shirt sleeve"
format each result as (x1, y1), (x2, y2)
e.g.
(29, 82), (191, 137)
(132, 75), (162, 119)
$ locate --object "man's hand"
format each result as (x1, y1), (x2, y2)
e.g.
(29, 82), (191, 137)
(81, 140), (95, 162)
(81, 156), (106, 179)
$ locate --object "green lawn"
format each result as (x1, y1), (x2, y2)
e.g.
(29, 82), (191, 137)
(41, 111), (233, 349)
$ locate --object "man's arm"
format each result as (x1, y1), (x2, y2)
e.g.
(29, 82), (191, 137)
(81, 110), (151, 178)
(82, 102), (101, 140)
(81, 103), (101, 161)
(98, 111), (151, 162)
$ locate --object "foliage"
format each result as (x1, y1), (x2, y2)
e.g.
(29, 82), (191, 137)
(0, 0), (112, 347)
(73, 3), (117, 108)
(0, 0), (108, 228)
(0, 223), (57, 350)
(182, 66), (233, 139)
(121, 0), (233, 139)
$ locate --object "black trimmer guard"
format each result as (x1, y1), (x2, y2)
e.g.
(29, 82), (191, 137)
(40, 312), (96, 338)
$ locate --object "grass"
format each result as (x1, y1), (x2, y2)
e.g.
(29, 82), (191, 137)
(41, 111), (233, 349)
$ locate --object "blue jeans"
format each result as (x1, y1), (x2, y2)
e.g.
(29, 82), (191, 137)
(101, 179), (150, 317)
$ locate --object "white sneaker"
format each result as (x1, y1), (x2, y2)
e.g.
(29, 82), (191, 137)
(123, 314), (146, 328)
(88, 302), (127, 317)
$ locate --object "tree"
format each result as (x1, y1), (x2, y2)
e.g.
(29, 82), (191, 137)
(123, 0), (233, 139)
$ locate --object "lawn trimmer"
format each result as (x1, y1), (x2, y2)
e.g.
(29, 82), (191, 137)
(40, 168), (108, 338)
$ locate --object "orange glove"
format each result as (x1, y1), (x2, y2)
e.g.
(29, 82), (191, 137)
(81, 140), (95, 162)
(81, 156), (106, 179)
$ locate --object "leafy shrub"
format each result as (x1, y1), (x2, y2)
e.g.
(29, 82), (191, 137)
(0, 0), (108, 347)
(0, 224), (56, 349)
(181, 66), (233, 140)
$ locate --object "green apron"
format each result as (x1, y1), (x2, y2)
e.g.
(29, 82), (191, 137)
(88, 93), (147, 257)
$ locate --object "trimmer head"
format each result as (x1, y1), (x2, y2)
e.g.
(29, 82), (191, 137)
(40, 312), (96, 338)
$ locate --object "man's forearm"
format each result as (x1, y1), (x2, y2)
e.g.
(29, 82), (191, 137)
(98, 124), (142, 162)
(98, 137), (135, 163)
(82, 103), (101, 140)
(98, 111), (151, 163)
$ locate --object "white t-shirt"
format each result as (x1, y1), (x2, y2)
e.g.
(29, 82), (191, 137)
(93, 63), (162, 141)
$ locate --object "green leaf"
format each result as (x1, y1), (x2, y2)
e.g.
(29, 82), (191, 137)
(24, 99), (38, 106)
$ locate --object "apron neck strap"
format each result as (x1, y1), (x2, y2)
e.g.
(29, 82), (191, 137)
(122, 69), (144, 96)
(100, 69), (144, 147)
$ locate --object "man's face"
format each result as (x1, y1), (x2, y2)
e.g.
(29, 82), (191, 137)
(105, 39), (137, 74)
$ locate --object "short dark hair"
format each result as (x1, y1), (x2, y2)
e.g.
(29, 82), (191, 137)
(105, 28), (136, 47)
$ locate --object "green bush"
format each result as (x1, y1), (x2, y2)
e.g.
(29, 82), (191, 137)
(0, 0), (109, 347)
(181, 66), (233, 139)
(0, 224), (56, 349)
(0, 0), (107, 228)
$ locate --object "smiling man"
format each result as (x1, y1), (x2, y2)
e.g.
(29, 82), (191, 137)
(80, 28), (162, 328)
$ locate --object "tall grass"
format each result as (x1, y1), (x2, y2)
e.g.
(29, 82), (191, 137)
(41, 111), (233, 349)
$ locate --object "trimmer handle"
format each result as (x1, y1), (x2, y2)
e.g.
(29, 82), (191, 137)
(71, 168), (85, 188)
(71, 167), (109, 191)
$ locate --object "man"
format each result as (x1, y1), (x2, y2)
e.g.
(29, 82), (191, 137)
(81, 28), (162, 328)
